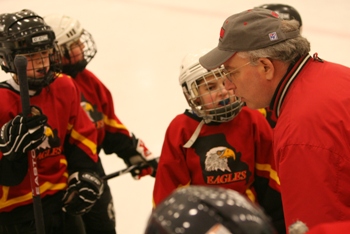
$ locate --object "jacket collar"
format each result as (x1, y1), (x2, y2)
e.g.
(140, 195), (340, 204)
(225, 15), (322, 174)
(269, 54), (311, 120)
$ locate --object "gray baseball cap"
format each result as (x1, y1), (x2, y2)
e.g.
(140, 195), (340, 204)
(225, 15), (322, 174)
(199, 8), (300, 70)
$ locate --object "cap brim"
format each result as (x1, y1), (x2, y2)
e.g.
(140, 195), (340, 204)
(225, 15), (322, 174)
(199, 47), (236, 70)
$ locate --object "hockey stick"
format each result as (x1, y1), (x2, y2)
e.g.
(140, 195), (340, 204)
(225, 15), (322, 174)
(102, 164), (139, 180)
(103, 157), (159, 180)
(15, 55), (46, 234)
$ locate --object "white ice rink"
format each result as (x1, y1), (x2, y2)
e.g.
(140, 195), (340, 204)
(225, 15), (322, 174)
(1, 0), (350, 233)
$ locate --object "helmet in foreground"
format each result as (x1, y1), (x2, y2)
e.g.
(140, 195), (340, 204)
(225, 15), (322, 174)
(145, 186), (276, 234)
(179, 49), (243, 123)
(0, 9), (61, 90)
(258, 4), (302, 28)
(44, 14), (97, 77)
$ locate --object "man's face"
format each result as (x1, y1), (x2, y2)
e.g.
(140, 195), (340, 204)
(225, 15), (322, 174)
(223, 54), (272, 109)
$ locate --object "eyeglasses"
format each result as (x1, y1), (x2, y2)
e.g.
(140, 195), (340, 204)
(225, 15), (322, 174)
(222, 61), (251, 82)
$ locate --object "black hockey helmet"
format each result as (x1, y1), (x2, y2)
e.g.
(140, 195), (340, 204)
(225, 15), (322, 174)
(145, 186), (276, 234)
(258, 4), (302, 27)
(0, 9), (61, 90)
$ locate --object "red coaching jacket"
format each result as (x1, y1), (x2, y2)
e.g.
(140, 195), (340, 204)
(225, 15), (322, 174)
(270, 54), (350, 229)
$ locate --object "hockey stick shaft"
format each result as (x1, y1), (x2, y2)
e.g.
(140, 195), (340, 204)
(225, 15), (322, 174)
(102, 157), (160, 181)
(15, 55), (46, 234)
(102, 164), (138, 180)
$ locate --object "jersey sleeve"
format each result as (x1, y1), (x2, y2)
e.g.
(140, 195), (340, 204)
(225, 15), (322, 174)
(64, 78), (99, 172)
(250, 110), (285, 233)
(0, 154), (28, 186)
(252, 110), (280, 191)
(93, 73), (153, 161)
(153, 118), (191, 207)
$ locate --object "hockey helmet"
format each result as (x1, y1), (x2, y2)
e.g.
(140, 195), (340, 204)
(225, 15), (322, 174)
(0, 9), (61, 90)
(44, 14), (97, 77)
(179, 49), (243, 123)
(258, 4), (302, 28)
(145, 186), (276, 234)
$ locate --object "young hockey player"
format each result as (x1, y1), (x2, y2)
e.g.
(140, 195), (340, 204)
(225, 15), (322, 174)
(44, 14), (159, 234)
(153, 49), (285, 233)
(0, 9), (104, 234)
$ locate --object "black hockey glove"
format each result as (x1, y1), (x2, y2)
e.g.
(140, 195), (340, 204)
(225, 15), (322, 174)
(0, 106), (47, 161)
(62, 171), (104, 216)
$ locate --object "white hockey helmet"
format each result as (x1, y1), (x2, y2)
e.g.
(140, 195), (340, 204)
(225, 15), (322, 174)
(44, 14), (97, 77)
(179, 49), (243, 123)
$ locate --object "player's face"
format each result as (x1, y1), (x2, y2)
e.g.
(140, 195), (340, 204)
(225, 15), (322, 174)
(23, 50), (51, 79)
(196, 74), (235, 110)
(62, 39), (85, 64)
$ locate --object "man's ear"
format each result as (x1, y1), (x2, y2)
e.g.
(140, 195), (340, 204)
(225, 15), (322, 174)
(259, 58), (274, 80)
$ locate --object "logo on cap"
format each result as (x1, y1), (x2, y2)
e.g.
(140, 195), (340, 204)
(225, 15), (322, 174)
(269, 32), (278, 41)
(271, 11), (279, 18)
(220, 27), (225, 39)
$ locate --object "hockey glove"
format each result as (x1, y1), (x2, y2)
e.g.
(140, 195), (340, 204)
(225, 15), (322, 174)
(0, 106), (47, 161)
(125, 134), (158, 180)
(62, 171), (104, 216)
(129, 156), (159, 180)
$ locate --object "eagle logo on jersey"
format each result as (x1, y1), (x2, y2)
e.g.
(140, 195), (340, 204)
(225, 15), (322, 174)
(36, 125), (62, 160)
(193, 133), (251, 185)
(80, 94), (104, 129)
(205, 147), (235, 172)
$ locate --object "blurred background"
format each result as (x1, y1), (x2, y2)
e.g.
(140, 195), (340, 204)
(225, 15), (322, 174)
(1, 0), (350, 233)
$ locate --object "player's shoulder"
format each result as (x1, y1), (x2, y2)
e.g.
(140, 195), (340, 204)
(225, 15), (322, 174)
(235, 106), (272, 126)
(239, 106), (266, 118)
(77, 69), (106, 86)
(53, 73), (76, 87)
(167, 110), (199, 128)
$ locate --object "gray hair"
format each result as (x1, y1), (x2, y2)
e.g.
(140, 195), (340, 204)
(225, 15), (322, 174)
(238, 19), (310, 64)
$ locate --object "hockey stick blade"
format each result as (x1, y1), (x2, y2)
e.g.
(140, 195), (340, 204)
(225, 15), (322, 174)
(14, 55), (46, 234)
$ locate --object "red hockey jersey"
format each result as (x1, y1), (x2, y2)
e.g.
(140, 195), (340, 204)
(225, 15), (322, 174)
(73, 69), (149, 160)
(0, 74), (98, 212)
(74, 69), (130, 146)
(153, 107), (280, 207)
